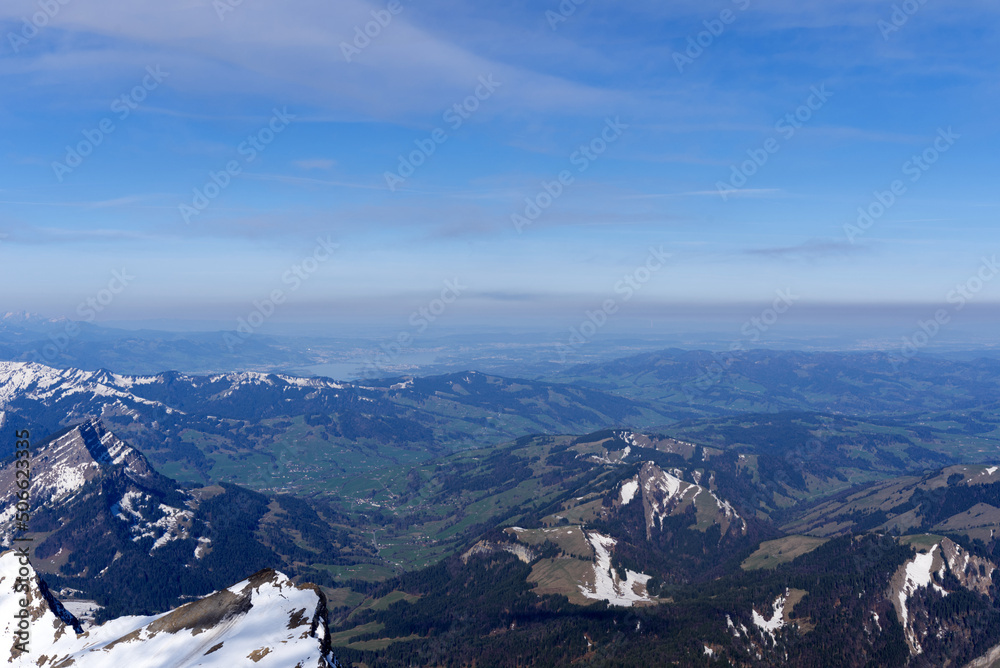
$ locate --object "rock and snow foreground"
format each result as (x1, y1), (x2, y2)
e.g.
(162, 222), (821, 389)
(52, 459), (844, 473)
(0, 551), (338, 667)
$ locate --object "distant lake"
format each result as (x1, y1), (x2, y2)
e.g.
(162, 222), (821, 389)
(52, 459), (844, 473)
(302, 351), (441, 381)
(299, 363), (365, 381)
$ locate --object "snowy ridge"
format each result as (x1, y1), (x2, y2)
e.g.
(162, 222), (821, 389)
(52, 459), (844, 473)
(0, 362), (351, 405)
(208, 371), (346, 392)
(0, 362), (178, 414)
(0, 362), (355, 423)
(1, 551), (338, 667)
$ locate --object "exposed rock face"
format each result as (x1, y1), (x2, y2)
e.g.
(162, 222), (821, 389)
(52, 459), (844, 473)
(461, 540), (538, 564)
(0, 551), (338, 667)
(623, 461), (747, 540)
(940, 537), (996, 595)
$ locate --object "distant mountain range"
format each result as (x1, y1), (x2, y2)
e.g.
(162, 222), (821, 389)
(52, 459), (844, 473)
(0, 312), (324, 375)
(553, 348), (1000, 416)
(0, 362), (673, 489)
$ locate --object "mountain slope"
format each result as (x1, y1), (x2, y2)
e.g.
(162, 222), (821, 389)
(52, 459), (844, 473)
(332, 528), (1000, 666)
(0, 420), (375, 619)
(324, 426), (1000, 665)
(784, 464), (1000, 540)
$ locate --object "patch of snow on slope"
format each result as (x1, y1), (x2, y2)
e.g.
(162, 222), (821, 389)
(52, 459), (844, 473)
(620, 478), (639, 505)
(114, 491), (147, 521)
(752, 590), (788, 645)
(149, 505), (194, 550)
(897, 544), (947, 654)
(110, 373), (163, 388)
(709, 492), (747, 532)
(194, 537), (212, 559)
(113, 493), (193, 550)
(615, 430), (639, 447)
(899, 546), (945, 626)
(578, 532), (652, 607)
(635, 462), (747, 537)
(646, 468), (684, 503)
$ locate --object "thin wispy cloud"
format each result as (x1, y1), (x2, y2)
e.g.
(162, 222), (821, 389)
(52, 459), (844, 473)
(293, 159), (337, 171)
(237, 173), (384, 191)
(745, 239), (867, 260)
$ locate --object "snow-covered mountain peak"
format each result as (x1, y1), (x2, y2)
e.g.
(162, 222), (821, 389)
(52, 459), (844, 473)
(1, 549), (84, 661)
(7, 418), (151, 495)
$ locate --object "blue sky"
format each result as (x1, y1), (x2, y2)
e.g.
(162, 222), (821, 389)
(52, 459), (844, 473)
(1, 0), (998, 336)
